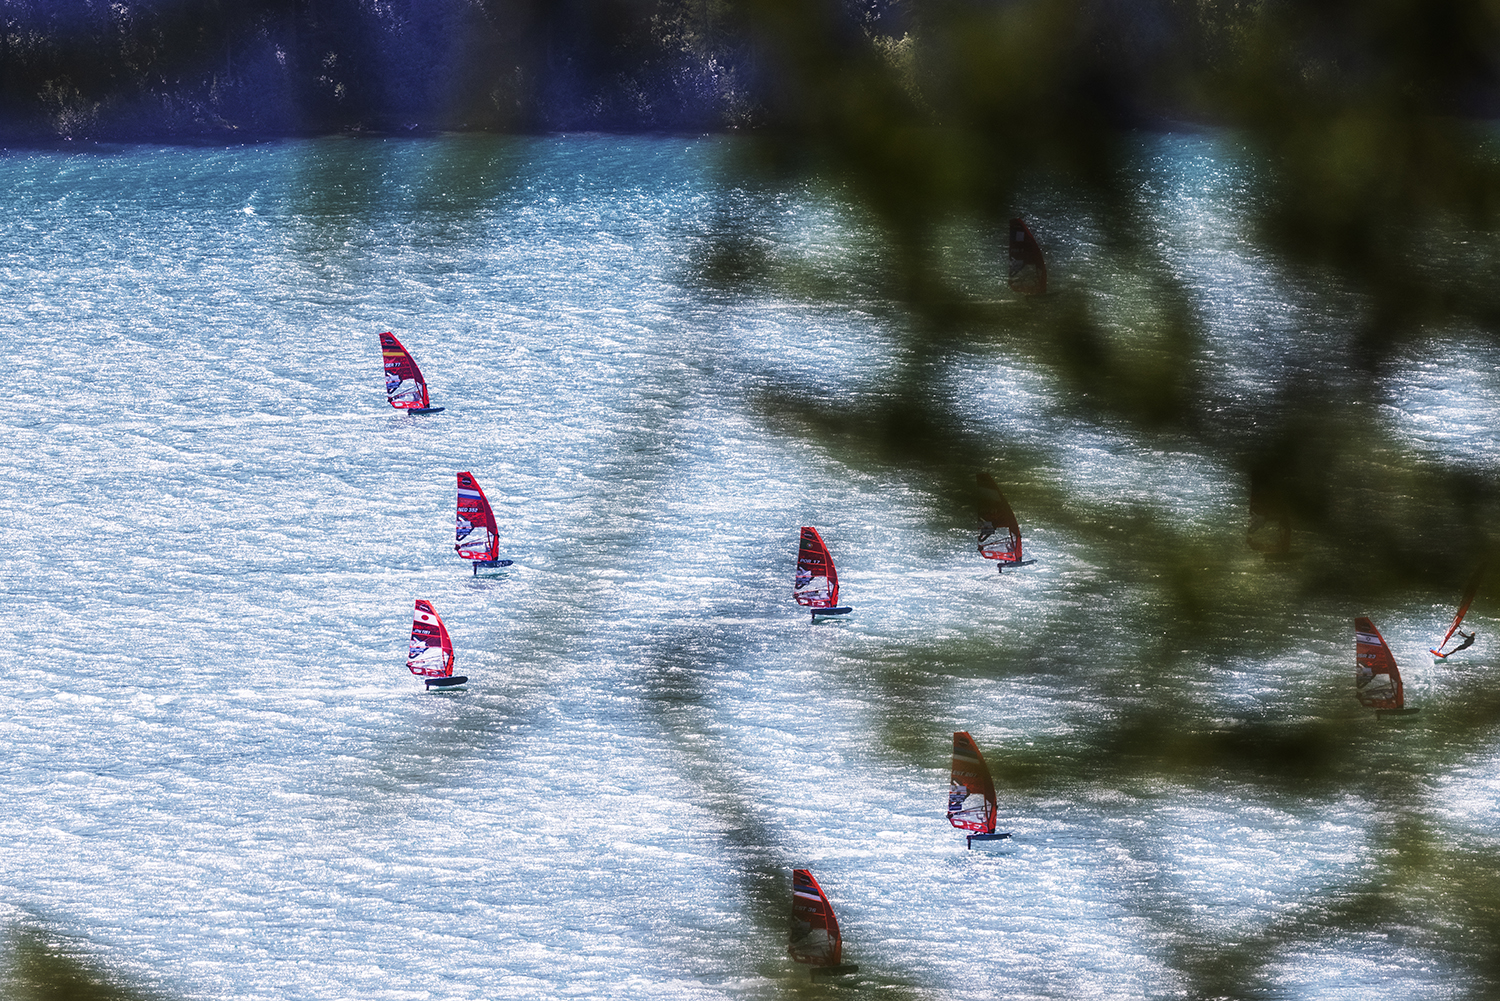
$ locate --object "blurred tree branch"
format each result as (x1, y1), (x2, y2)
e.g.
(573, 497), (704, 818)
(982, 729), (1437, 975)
(4, 928), (167, 1001)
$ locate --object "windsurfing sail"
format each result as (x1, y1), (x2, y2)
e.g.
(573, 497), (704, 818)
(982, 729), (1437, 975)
(1432, 561), (1486, 658)
(795, 527), (840, 608)
(1007, 216), (1047, 295)
(947, 731), (998, 835)
(380, 331), (432, 411)
(455, 471), (500, 563)
(1355, 616), (1404, 711)
(788, 869), (843, 968)
(406, 599), (455, 679)
(977, 473), (1023, 565)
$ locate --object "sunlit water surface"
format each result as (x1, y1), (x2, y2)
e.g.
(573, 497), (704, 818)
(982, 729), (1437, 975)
(0, 133), (1490, 1000)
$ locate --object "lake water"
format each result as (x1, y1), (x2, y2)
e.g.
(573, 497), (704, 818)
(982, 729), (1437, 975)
(0, 132), (1493, 1000)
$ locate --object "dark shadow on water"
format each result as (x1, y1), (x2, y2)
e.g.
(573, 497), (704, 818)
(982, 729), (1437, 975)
(3, 926), (175, 1001)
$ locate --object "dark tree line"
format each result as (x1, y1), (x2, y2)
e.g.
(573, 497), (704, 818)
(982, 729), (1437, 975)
(0, 0), (1392, 141)
(0, 0), (775, 138)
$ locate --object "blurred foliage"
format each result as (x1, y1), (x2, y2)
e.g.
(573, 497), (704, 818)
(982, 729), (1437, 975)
(3, 929), (164, 1001)
(719, 1), (1500, 997)
(8, 0), (1500, 997)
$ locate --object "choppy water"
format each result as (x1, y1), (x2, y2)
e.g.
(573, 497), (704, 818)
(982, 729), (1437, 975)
(0, 133), (1492, 1000)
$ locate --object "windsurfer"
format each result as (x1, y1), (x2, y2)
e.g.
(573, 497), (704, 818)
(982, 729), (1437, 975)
(1357, 665), (1395, 700)
(389, 378), (421, 404)
(1450, 631), (1476, 656)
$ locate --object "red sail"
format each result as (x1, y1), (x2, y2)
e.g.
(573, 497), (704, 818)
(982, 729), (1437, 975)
(1433, 561), (1486, 658)
(380, 332), (431, 411)
(789, 869), (843, 967)
(406, 599), (455, 679)
(1355, 617), (1404, 711)
(977, 473), (1023, 564)
(455, 471), (500, 563)
(947, 731), (998, 834)
(795, 527), (840, 608)
(1007, 216), (1047, 295)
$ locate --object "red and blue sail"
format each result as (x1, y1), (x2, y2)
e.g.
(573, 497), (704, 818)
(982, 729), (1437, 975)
(380, 332), (432, 411)
(789, 869), (844, 968)
(455, 471), (500, 563)
(406, 599), (455, 679)
(977, 473), (1024, 566)
(947, 731), (999, 835)
(795, 527), (840, 608)
(1355, 617), (1404, 711)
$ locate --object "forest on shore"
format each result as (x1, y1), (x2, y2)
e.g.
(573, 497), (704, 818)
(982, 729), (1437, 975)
(7, 0), (1481, 140)
(2, 0), (840, 138)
